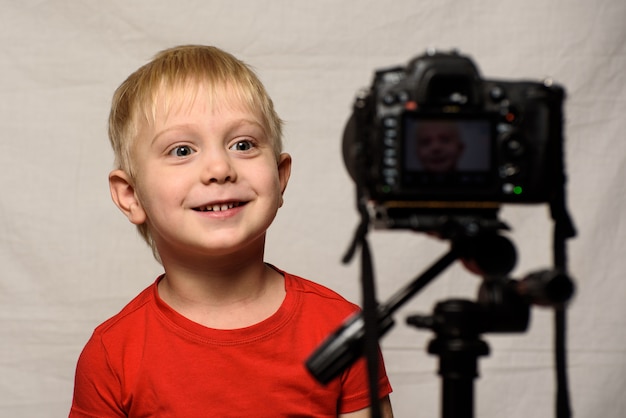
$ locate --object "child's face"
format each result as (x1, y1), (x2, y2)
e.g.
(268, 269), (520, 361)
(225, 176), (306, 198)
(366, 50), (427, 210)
(415, 122), (464, 173)
(125, 83), (291, 260)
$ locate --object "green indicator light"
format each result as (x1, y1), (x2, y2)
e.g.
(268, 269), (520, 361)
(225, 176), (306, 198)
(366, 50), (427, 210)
(513, 186), (523, 195)
(382, 185), (392, 193)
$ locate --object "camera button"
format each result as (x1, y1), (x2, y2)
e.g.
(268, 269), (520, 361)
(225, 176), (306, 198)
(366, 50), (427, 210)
(500, 164), (520, 178)
(383, 117), (398, 128)
(490, 86), (506, 101)
(382, 93), (397, 105)
(504, 138), (525, 157)
(502, 183), (515, 194)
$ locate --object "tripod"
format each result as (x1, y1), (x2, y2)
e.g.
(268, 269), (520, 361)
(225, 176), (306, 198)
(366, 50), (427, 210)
(403, 231), (522, 418)
(306, 227), (573, 418)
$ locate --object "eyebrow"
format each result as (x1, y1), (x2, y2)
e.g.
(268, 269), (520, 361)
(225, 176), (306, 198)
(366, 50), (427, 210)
(150, 118), (266, 146)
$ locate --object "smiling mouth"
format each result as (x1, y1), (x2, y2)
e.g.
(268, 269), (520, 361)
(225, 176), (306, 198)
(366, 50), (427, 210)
(193, 202), (244, 212)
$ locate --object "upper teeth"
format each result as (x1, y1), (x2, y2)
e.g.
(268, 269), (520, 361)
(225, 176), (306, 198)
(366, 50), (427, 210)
(198, 203), (239, 212)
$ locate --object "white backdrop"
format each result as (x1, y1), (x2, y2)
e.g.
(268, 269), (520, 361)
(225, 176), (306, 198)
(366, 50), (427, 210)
(1, 1), (625, 417)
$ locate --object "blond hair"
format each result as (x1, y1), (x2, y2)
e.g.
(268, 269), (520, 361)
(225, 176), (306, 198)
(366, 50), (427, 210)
(108, 45), (284, 257)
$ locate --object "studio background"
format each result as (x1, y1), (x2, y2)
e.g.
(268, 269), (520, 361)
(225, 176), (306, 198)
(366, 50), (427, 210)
(1, 1), (624, 416)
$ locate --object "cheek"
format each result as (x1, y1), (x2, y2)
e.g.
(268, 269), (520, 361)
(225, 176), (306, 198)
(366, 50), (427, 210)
(135, 175), (180, 212)
(266, 173), (283, 200)
(259, 171), (284, 205)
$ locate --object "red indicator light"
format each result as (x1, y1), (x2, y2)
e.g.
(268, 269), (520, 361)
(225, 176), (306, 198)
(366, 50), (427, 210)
(405, 101), (418, 111)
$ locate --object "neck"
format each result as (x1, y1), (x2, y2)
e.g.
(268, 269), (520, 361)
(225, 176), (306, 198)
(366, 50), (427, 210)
(156, 244), (285, 329)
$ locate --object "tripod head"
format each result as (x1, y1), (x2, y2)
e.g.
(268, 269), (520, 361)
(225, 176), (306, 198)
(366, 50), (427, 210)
(403, 231), (573, 418)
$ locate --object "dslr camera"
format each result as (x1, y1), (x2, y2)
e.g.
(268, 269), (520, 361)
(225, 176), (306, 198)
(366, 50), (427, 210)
(342, 50), (566, 233)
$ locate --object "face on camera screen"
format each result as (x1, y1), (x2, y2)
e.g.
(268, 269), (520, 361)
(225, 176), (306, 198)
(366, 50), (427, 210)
(402, 116), (493, 190)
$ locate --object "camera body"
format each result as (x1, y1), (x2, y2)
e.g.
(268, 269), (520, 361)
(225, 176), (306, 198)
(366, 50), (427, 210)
(343, 50), (566, 230)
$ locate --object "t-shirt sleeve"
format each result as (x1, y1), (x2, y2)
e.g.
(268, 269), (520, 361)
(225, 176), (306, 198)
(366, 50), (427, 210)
(69, 333), (126, 418)
(337, 347), (393, 414)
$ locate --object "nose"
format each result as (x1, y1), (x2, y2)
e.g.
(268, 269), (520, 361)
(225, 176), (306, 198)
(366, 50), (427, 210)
(200, 148), (237, 184)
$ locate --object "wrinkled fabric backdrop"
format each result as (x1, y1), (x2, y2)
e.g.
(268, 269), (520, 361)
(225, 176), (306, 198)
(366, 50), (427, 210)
(1, 1), (624, 417)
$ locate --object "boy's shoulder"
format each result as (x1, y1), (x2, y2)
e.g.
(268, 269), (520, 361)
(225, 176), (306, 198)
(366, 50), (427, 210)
(285, 271), (347, 299)
(91, 279), (157, 339)
(281, 269), (360, 314)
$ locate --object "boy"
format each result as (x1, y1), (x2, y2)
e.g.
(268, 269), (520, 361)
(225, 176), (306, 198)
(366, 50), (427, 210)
(415, 120), (465, 173)
(70, 45), (393, 417)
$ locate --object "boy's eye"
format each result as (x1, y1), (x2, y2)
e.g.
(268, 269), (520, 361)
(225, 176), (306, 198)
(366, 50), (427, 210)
(229, 140), (254, 152)
(169, 145), (195, 157)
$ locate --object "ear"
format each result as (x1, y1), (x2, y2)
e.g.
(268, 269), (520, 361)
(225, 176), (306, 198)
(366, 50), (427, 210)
(109, 169), (147, 225)
(277, 153), (292, 207)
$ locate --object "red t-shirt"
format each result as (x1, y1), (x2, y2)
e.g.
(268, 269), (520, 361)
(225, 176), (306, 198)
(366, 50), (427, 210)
(70, 269), (392, 417)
